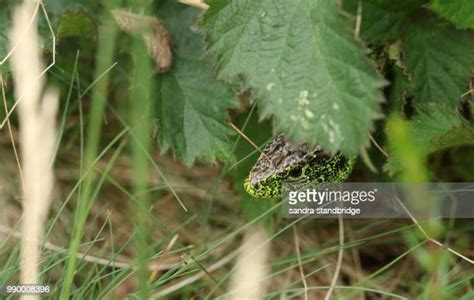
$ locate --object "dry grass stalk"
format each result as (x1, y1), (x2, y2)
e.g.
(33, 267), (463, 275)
(0, 224), (180, 272)
(293, 227), (308, 300)
(324, 215), (345, 300)
(112, 9), (172, 73)
(228, 225), (270, 300)
(1, 74), (25, 191)
(151, 249), (239, 299)
(9, 0), (58, 292)
(177, 0), (209, 10)
(1, 0), (56, 131)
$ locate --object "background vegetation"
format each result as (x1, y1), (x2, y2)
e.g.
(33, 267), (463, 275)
(0, 0), (473, 298)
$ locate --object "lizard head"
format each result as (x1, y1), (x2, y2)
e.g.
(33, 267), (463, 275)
(244, 135), (354, 198)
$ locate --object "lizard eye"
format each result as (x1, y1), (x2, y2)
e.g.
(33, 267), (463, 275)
(288, 166), (303, 180)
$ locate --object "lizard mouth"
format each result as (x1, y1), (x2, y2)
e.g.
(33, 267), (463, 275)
(243, 178), (281, 198)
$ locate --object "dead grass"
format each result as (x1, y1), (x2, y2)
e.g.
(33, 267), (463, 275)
(8, 1), (58, 292)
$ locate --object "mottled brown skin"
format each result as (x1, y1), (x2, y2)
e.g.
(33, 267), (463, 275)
(244, 135), (354, 198)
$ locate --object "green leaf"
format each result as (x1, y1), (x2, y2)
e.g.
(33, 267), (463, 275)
(411, 105), (474, 153)
(402, 18), (474, 108)
(385, 105), (474, 174)
(57, 11), (97, 40)
(384, 116), (430, 181)
(388, 67), (411, 116)
(449, 146), (474, 181)
(155, 2), (237, 166)
(41, 0), (101, 24)
(428, 0), (474, 29)
(342, 0), (424, 43)
(201, 0), (386, 154)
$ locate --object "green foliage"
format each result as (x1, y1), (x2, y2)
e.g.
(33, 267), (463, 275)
(57, 11), (97, 40)
(344, 1), (473, 110)
(1, 0), (473, 174)
(385, 116), (430, 181)
(43, 0), (101, 23)
(0, 34), (9, 79)
(402, 18), (474, 108)
(449, 147), (474, 181)
(0, 0), (99, 77)
(411, 105), (474, 153)
(385, 106), (474, 174)
(200, 0), (386, 155)
(0, 1), (15, 78)
(155, 2), (237, 165)
(341, 1), (474, 176)
(343, 0), (425, 43)
(428, 0), (474, 29)
(388, 67), (411, 115)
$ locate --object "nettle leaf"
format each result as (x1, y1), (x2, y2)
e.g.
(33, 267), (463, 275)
(342, 0), (424, 43)
(428, 0), (474, 30)
(155, 2), (237, 166)
(201, 0), (386, 154)
(385, 105), (474, 174)
(402, 18), (474, 108)
(411, 105), (474, 153)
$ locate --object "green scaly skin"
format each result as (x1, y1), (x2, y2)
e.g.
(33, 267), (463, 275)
(244, 135), (355, 198)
